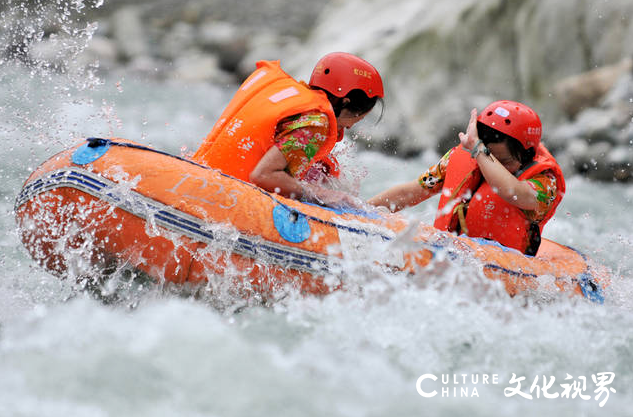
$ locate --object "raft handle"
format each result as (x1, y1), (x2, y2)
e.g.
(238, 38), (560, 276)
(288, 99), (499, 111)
(87, 137), (111, 148)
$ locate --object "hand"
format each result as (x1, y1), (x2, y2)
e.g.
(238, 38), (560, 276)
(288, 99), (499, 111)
(317, 188), (364, 209)
(303, 183), (363, 209)
(458, 108), (479, 151)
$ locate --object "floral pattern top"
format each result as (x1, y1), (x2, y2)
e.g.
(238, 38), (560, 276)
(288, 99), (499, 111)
(274, 110), (331, 178)
(417, 148), (558, 222)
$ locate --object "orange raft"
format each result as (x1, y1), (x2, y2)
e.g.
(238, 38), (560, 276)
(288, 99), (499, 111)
(15, 138), (607, 302)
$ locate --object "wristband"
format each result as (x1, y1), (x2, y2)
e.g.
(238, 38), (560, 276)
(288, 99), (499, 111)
(470, 140), (490, 158)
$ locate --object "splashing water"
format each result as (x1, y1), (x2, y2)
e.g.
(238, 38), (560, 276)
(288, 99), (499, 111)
(1, 2), (633, 416)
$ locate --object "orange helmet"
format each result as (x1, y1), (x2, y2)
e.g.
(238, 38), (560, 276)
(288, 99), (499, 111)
(309, 52), (384, 99)
(477, 100), (542, 150)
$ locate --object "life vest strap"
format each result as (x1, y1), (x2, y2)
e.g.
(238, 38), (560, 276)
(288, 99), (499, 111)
(450, 171), (474, 201)
(454, 202), (469, 236)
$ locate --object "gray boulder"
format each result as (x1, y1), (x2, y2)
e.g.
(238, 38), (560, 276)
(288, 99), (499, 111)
(198, 20), (249, 73)
(110, 6), (149, 61)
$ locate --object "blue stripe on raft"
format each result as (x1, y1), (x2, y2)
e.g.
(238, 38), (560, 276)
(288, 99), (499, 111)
(18, 158), (607, 301)
(153, 214), (215, 241)
(578, 272), (605, 304)
(468, 237), (523, 254)
(469, 236), (604, 304)
(301, 201), (382, 219)
(483, 263), (538, 279)
(562, 245), (605, 304)
(88, 138), (394, 241)
(485, 261), (604, 304)
(18, 168), (331, 274)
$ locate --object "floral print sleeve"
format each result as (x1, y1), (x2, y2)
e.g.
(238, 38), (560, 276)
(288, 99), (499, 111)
(416, 149), (557, 222)
(523, 171), (558, 222)
(417, 148), (453, 194)
(274, 111), (330, 178)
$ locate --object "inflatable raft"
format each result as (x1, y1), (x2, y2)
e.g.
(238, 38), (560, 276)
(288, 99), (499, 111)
(15, 138), (608, 302)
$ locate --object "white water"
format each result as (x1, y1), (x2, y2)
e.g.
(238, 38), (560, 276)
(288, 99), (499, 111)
(2, 6), (633, 417)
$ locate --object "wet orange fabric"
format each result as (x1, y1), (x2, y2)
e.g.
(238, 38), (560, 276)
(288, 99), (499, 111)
(434, 144), (565, 253)
(16, 138), (605, 301)
(419, 148), (557, 222)
(192, 60), (339, 182)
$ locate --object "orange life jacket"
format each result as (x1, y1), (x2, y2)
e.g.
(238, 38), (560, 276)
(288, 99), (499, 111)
(192, 60), (339, 182)
(433, 144), (565, 254)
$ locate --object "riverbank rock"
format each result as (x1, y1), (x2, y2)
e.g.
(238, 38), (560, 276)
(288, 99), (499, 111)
(287, 0), (633, 180)
(554, 58), (633, 118)
(546, 70), (633, 181)
(198, 20), (249, 73)
(4, 0), (633, 181)
(111, 6), (149, 61)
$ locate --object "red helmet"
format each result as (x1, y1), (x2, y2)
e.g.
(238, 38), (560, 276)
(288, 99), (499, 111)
(477, 100), (542, 150)
(309, 52), (384, 99)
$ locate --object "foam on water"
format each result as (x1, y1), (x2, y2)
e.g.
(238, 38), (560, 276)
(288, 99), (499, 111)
(1, 2), (632, 416)
(1, 267), (632, 416)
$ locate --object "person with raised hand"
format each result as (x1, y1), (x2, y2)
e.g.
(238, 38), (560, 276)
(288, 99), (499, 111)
(369, 101), (565, 255)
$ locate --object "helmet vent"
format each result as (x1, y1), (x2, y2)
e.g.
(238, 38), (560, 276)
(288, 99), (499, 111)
(324, 68), (330, 74)
(504, 119), (511, 125)
(487, 111), (493, 116)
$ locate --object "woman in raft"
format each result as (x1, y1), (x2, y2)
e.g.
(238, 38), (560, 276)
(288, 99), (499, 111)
(192, 52), (384, 207)
(368, 101), (566, 255)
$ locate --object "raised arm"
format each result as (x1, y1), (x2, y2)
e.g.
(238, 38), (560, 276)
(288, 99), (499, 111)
(460, 109), (539, 211)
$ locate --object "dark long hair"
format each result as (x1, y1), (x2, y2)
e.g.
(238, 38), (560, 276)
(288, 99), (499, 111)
(477, 122), (535, 166)
(316, 88), (383, 121)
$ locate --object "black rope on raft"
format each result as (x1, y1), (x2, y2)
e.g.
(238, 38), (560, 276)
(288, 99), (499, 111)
(84, 138), (392, 240)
